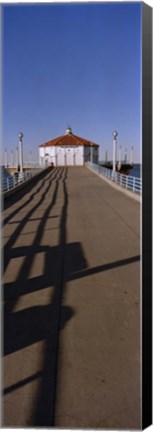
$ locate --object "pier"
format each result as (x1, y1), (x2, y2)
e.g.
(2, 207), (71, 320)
(2, 166), (140, 428)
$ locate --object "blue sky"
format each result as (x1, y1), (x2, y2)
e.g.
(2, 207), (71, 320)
(2, 2), (142, 164)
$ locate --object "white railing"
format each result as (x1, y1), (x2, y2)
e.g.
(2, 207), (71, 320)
(23, 161), (40, 167)
(5, 162), (40, 169)
(87, 162), (142, 194)
(1, 168), (44, 193)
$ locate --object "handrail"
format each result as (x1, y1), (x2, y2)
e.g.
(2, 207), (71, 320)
(87, 162), (142, 194)
(1, 168), (45, 193)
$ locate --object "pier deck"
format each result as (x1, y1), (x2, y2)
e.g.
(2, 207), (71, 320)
(2, 166), (140, 428)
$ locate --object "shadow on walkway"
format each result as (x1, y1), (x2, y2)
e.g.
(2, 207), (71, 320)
(3, 167), (88, 426)
(3, 166), (140, 427)
(3, 167), (55, 216)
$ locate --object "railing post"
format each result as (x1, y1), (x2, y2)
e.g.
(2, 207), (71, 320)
(7, 178), (10, 190)
(133, 177), (136, 193)
(126, 176), (128, 190)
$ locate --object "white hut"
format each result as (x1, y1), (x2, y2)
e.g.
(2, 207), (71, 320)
(39, 127), (99, 167)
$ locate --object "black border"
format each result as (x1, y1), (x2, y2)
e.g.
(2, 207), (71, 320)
(142, 2), (152, 429)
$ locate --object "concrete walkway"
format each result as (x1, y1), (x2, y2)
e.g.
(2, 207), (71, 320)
(2, 167), (140, 428)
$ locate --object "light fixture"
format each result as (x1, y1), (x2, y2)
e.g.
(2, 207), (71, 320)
(18, 132), (24, 141)
(112, 130), (118, 139)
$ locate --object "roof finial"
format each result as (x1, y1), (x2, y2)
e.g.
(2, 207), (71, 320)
(65, 126), (72, 135)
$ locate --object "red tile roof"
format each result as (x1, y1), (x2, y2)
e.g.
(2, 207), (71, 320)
(39, 132), (99, 148)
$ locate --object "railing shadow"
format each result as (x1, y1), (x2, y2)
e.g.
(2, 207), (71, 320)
(3, 168), (61, 274)
(3, 166), (88, 426)
(2, 168), (57, 225)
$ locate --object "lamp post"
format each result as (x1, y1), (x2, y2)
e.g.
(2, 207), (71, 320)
(125, 148), (127, 164)
(11, 150), (13, 166)
(5, 149), (7, 168)
(118, 145), (122, 170)
(131, 146), (134, 165)
(105, 150), (108, 164)
(29, 150), (32, 168)
(112, 130), (118, 172)
(16, 147), (18, 168)
(18, 132), (24, 173)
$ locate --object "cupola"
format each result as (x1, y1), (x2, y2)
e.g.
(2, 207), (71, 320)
(65, 127), (72, 135)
